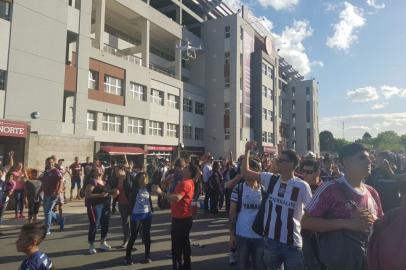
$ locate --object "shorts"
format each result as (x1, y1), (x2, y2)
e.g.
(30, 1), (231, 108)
(71, 176), (82, 189)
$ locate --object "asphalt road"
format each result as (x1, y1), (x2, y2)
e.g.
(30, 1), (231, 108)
(0, 199), (233, 270)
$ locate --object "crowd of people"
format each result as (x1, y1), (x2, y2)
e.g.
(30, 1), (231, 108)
(0, 141), (406, 270)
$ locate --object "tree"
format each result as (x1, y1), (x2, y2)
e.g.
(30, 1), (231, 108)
(374, 131), (403, 153)
(362, 132), (372, 140)
(335, 138), (351, 151)
(319, 130), (335, 152)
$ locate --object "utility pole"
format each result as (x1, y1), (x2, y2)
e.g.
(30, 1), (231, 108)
(342, 121), (345, 140)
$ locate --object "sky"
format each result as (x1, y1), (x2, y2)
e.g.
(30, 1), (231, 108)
(223, 0), (406, 141)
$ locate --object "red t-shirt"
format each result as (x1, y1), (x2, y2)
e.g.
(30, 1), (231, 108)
(171, 179), (194, 218)
(41, 168), (63, 197)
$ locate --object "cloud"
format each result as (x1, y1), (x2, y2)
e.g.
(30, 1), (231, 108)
(366, 0), (385, 9)
(381, 85), (406, 99)
(320, 112), (406, 141)
(311, 61), (324, 68)
(258, 0), (299, 10)
(346, 86), (379, 102)
(371, 103), (388, 110)
(222, 0), (242, 11)
(326, 2), (366, 51)
(274, 20), (315, 75)
(259, 16), (274, 32)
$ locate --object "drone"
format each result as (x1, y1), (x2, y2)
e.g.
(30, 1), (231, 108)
(176, 41), (202, 60)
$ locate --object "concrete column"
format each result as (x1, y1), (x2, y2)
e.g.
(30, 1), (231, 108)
(176, 6), (182, 25)
(174, 40), (182, 80)
(141, 20), (150, 68)
(178, 87), (183, 144)
(94, 0), (105, 49)
(73, 0), (92, 136)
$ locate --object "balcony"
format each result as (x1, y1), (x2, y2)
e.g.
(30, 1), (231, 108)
(103, 43), (142, 66)
(149, 62), (175, 78)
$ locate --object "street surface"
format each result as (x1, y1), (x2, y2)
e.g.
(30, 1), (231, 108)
(0, 198), (233, 270)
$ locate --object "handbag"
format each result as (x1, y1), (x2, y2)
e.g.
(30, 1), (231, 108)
(252, 174), (279, 236)
(317, 183), (369, 270)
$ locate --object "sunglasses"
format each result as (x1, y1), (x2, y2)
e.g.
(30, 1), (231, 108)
(302, 169), (315, 174)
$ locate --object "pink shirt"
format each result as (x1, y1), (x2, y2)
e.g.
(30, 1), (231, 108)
(12, 171), (25, 190)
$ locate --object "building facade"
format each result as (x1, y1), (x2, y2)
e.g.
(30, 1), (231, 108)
(0, 0), (319, 168)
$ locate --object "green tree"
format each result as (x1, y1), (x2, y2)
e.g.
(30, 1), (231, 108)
(362, 132), (372, 140)
(374, 131), (403, 152)
(335, 138), (351, 152)
(320, 130), (335, 152)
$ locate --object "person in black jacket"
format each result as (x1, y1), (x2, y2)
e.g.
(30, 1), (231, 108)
(125, 171), (154, 265)
(209, 161), (223, 215)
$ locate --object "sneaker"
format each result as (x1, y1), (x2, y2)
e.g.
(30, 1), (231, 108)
(124, 257), (133, 265)
(141, 257), (152, 264)
(120, 241), (128, 249)
(229, 253), (236, 265)
(14, 214), (18, 219)
(89, 244), (97, 255)
(100, 241), (111, 251)
(59, 217), (65, 231)
(46, 231), (51, 236)
(19, 214), (25, 219)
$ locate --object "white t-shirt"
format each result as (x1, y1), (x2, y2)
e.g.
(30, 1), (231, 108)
(132, 188), (151, 214)
(231, 182), (263, 239)
(260, 172), (312, 247)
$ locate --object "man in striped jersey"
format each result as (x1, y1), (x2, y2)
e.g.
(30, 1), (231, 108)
(242, 141), (312, 270)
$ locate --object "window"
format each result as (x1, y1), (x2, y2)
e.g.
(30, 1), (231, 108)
(129, 82), (146, 101)
(267, 66), (274, 79)
(307, 128), (311, 150)
(292, 87), (296, 96)
(149, 121), (163, 136)
(167, 123), (178, 138)
(268, 132), (273, 143)
(262, 131), (267, 142)
(224, 103), (230, 115)
(225, 128), (230, 140)
(86, 111), (96, 130)
(128, 118), (144, 134)
(0, 70), (6, 90)
(167, 94), (179, 109)
(225, 25), (231, 38)
(195, 127), (204, 141)
(306, 87), (310, 95)
(306, 101), (311, 122)
(0, 1), (11, 21)
(183, 125), (192, 140)
(262, 85), (267, 97)
(104, 75), (122, 95)
(183, 98), (193, 112)
(151, 89), (164, 106)
(263, 108), (267, 120)
(88, 70), (98, 90)
(268, 110), (273, 122)
(224, 52), (230, 88)
(262, 63), (267, 75)
(101, 113), (122, 132)
(267, 88), (273, 99)
(195, 102), (204, 115)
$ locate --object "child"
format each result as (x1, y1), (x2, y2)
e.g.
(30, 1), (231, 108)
(16, 222), (55, 270)
(25, 169), (42, 223)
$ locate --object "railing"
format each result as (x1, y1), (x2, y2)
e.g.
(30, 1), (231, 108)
(103, 44), (142, 66)
(149, 62), (175, 78)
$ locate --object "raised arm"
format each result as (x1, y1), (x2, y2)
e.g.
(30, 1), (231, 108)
(241, 141), (261, 182)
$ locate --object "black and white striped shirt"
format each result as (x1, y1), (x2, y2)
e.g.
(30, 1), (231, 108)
(260, 172), (312, 247)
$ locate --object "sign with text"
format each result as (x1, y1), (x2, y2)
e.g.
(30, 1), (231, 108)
(0, 120), (28, 138)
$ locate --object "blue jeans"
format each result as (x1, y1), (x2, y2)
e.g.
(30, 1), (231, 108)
(43, 196), (60, 233)
(0, 199), (9, 225)
(264, 238), (304, 270)
(236, 235), (264, 270)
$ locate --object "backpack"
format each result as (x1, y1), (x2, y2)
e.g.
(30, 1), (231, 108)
(367, 206), (406, 270)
